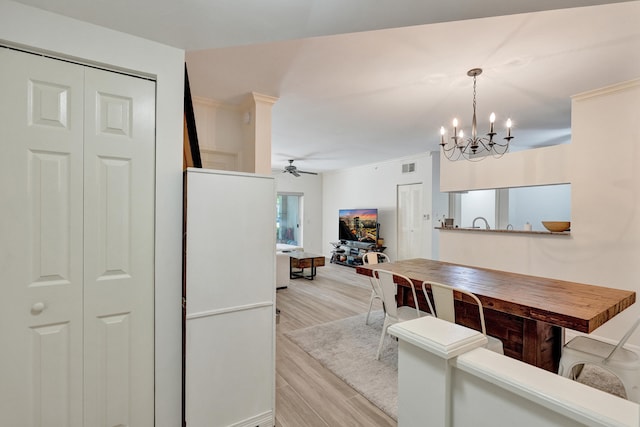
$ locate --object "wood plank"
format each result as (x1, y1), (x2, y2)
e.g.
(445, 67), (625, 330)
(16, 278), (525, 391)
(275, 263), (396, 426)
(276, 383), (329, 427)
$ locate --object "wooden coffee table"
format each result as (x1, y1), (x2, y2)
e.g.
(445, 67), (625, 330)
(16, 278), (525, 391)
(289, 252), (325, 280)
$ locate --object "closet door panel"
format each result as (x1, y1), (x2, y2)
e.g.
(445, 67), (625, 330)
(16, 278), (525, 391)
(83, 67), (156, 427)
(0, 48), (84, 427)
(0, 47), (156, 427)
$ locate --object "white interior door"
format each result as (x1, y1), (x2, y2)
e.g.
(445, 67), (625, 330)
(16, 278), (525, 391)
(397, 183), (424, 260)
(0, 47), (155, 427)
(82, 64), (156, 427)
(0, 47), (85, 427)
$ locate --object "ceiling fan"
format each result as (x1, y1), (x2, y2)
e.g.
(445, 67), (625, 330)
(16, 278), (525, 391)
(282, 159), (318, 177)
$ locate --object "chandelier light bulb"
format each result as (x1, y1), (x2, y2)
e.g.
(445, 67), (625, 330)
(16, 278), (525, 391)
(452, 118), (458, 127)
(459, 130), (464, 138)
(490, 113), (496, 123)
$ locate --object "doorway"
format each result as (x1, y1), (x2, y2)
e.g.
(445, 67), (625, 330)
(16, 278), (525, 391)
(277, 193), (303, 247)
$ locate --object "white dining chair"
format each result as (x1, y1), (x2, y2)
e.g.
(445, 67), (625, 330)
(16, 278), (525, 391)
(361, 252), (391, 325)
(558, 317), (640, 402)
(373, 269), (428, 360)
(422, 281), (504, 354)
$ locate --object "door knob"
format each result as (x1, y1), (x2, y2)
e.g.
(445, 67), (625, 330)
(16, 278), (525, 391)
(31, 302), (45, 315)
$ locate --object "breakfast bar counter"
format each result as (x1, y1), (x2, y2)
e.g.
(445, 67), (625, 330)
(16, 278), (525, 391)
(356, 258), (636, 372)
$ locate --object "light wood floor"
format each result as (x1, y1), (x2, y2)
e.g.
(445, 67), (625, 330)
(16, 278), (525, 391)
(275, 262), (397, 427)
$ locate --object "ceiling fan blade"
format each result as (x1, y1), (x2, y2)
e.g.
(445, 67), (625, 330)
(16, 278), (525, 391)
(282, 159), (317, 177)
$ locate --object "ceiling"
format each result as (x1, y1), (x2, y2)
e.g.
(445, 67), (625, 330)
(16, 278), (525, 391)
(13, 0), (640, 173)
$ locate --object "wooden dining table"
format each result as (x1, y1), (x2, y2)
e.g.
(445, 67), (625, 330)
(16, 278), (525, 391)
(356, 258), (636, 372)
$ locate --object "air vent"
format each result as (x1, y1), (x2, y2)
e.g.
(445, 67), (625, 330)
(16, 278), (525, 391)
(402, 162), (416, 173)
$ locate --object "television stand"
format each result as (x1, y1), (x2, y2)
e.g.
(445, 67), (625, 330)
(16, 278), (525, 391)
(329, 241), (386, 268)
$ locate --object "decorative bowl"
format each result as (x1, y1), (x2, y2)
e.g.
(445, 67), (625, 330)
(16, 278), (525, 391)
(541, 221), (571, 232)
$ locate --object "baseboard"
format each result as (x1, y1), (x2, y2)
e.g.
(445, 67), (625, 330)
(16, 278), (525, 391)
(227, 410), (273, 427)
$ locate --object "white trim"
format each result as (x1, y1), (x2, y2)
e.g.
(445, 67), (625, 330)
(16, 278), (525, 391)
(228, 410), (274, 427)
(572, 78), (640, 101)
(186, 301), (274, 320)
(389, 316), (487, 359)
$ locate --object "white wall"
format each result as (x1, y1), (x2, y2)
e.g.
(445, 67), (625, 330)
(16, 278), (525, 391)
(441, 144), (570, 192)
(440, 78), (640, 346)
(273, 171), (323, 254)
(460, 189), (496, 229)
(322, 153), (438, 262)
(193, 97), (245, 171)
(0, 2), (185, 425)
(192, 94), (276, 174)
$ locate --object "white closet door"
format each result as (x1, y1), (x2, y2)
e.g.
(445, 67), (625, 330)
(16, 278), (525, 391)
(82, 67), (156, 426)
(0, 48), (85, 427)
(0, 48), (156, 427)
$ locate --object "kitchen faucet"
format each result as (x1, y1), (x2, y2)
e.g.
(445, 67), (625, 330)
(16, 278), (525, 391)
(472, 216), (490, 230)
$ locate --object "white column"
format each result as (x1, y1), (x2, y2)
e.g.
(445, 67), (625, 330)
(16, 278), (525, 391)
(389, 316), (487, 427)
(243, 92), (278, 174)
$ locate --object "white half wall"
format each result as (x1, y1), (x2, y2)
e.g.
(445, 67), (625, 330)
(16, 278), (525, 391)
(440, 78), (640, 346)
(391, 316), (639, 427)
(0, 2), (185, 425)
(441, 144), (571, 192)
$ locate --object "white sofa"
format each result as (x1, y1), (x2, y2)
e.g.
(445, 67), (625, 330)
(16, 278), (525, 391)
(276, 244), (303, 289)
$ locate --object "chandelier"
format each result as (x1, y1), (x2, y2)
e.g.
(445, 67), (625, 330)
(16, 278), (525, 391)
(439, 68), (513, 161)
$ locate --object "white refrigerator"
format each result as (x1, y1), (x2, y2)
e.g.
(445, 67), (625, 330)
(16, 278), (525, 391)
(184, 168), (276, 427)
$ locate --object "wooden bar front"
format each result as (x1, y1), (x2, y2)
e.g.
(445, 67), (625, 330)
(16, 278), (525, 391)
(356, 259), (636, 372)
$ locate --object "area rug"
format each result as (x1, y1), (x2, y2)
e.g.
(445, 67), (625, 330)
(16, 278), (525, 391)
(285, 311), (628, 421)
(285, 310), (399, 420)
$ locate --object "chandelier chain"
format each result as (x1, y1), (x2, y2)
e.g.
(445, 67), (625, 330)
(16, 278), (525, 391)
(473, 75), (477, 114)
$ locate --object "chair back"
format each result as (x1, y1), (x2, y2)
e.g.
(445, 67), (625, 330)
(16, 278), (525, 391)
(374, 269), (399, 319)
(605, 316), (640, 363)
(374, 269), (420, 320)
(362, 252), (390, 265)
(363, 253), (389, 303)
(422, 281), (487, 335)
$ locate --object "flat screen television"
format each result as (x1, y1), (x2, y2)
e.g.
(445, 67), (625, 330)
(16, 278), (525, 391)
(339, 208), (378, 243)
